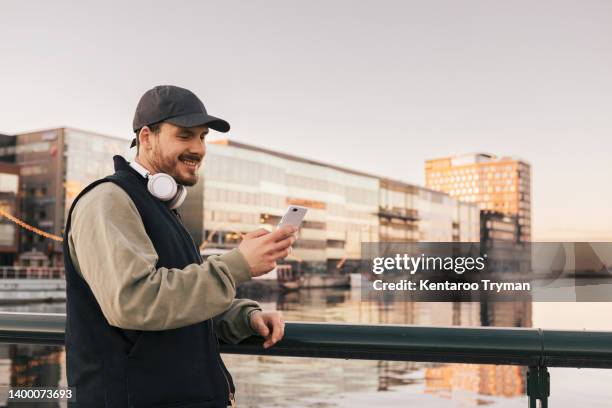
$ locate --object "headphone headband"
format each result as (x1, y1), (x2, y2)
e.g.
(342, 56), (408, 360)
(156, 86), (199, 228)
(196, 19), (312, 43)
(129, 160), (150, 178)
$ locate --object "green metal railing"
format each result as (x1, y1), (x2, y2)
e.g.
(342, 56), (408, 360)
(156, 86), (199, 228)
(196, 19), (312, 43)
(1, 312), (612, 407)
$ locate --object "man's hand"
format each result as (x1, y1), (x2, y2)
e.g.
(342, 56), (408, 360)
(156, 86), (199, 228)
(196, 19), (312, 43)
(248, 311), (285, 349)
(238, 226), (297, 277)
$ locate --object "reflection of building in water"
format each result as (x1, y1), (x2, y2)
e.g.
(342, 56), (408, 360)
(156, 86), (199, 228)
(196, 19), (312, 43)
(477, 211), (533, 328)
(10, 345), (62, 388)
(424, 364), (526, 399)
(277, 288), (486, 328)
(279, 286), (528, 329)
(274, 288), (532, 403)
(481, 301), (532, 328)
(376, 360), (421, 392)
(0, 344), (63, 407)
(0, 128), (130, 266)
(0, 345), (10, 407)
(425, 153), (531, 242)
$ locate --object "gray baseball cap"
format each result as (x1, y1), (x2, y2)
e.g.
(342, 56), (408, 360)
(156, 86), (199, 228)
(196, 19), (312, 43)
(131, 85), (230, 148)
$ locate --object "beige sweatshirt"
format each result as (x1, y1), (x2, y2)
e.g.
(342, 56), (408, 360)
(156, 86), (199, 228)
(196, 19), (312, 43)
(67, 181), (261, 344)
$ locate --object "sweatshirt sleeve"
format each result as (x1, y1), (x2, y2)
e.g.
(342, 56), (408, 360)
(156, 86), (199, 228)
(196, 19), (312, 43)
(213, 298), (262, 344)
(67, 182), (252, 331)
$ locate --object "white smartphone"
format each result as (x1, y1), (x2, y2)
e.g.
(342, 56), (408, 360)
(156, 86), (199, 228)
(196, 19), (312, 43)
(277, 205), (308, 230)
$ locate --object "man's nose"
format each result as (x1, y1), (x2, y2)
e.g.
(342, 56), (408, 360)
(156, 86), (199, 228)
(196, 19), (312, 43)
(189, 138), (206, 159)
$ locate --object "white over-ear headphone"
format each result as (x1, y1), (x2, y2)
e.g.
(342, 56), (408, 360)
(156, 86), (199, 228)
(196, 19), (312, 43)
(129, 160), (187, 210)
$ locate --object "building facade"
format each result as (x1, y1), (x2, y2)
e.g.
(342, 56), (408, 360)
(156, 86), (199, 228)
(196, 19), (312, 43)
(0, 128), (131, 265)
(183, 139), (479, 274)
(184, 140), (380, 274)
(0, 160), (20, 265)
(0, 128), (481, 271)
(425, 153), (531, 242)
(378, 178), (479, 243)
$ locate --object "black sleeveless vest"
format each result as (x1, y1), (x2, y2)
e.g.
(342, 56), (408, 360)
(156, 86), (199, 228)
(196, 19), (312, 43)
(63, 155), (234, 407)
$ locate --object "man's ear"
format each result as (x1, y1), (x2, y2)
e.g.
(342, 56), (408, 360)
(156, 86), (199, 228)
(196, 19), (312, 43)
(138, 126), (153, 151)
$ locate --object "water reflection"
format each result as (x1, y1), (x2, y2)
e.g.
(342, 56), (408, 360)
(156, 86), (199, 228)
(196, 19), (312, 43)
(228, 287), (532, 407)
(0, 343), (65, 407)
(0, 302), (66, 407)
(0, 293), (611, 406)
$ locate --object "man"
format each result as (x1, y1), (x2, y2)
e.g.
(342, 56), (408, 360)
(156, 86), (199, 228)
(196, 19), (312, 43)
(63, 85), (295, 407)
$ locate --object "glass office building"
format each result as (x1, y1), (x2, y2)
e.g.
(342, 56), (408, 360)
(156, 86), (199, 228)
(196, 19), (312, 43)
(182, 140), (479, 273)
(183, 140), (380, 273)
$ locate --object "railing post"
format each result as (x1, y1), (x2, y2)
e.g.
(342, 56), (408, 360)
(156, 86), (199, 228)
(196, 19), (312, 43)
(527, 365), (549, 408)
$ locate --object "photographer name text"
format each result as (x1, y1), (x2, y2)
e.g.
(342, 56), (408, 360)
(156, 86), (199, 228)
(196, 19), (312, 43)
(372, 279), (531, 292)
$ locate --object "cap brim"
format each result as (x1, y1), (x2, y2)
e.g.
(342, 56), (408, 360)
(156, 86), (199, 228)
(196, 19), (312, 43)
(166, 112), (230, 133)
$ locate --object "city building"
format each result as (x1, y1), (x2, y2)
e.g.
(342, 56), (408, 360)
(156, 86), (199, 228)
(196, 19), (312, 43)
(183, 139), (479, 277)
(0, 127), (481, 272)
(480, 210), (520, 244)
(0, 128), (131, 265)
(186, 139), (381, 275)
(378, 178), (479, 242)
(425, 153), (531, 242)
(0, 158), (20, 265)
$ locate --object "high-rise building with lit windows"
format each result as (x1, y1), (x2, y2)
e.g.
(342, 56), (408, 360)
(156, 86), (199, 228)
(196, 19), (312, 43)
(425, 154), (531, 242)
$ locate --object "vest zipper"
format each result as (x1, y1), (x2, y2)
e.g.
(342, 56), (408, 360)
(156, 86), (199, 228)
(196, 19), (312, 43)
(215, 333), (236, 407)
(173, 209), (235, 406)
(224, 369), (236, 408)
(171, 210), (204, 260)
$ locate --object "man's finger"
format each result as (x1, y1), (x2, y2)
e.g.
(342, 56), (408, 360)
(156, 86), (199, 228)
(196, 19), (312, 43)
(269, 236), (295, 253)
(263, 226), (297, 243)
(278, 319), (285, 341)
(270, 248), (290, 261)
(244, 228), (269, 239)
(263, 334), (275, 349)
(268, 318), (283, 346)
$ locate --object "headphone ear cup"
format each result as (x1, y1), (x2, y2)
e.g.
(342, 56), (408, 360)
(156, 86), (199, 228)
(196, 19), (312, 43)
(147, 173), (178, 201)
(168, 185), (187, 210)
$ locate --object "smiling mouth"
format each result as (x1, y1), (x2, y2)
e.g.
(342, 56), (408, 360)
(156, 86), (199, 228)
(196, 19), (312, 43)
(180, 158), (199, 170)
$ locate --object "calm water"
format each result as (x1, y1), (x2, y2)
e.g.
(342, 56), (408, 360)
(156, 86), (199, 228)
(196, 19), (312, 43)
(1, 290), (612, 407)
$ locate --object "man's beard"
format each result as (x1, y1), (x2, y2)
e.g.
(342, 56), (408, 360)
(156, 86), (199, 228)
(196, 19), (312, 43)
(149, 147), (198, 187)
